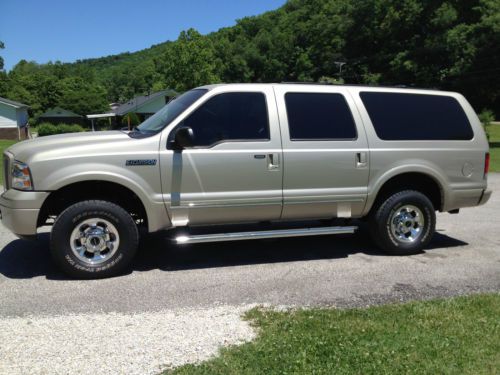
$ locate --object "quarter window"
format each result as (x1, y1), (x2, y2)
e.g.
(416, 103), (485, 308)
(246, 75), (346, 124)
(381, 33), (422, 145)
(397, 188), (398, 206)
(360, 92), (474, 140)
(285, 93), (357, 140)
(181, 92), (270, 147)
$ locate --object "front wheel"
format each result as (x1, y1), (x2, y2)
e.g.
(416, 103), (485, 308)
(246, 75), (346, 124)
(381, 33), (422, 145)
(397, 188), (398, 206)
(369, 190), (435, 255)
(50, 200), (139, 279)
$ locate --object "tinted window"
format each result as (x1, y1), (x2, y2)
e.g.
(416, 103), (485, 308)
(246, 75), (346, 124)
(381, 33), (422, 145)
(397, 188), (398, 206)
(182, 92), (269, 147)
(285, 93), (357, 140)
(360, 92), (473, 140)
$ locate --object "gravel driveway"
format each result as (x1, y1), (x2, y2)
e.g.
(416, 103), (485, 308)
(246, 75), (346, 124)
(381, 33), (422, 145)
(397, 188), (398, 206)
(1, 174), (499, 374)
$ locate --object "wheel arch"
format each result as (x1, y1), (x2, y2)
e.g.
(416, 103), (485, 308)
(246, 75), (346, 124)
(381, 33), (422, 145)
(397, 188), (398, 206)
(366, 169), (446, 214)
(38, 180), (151, 230)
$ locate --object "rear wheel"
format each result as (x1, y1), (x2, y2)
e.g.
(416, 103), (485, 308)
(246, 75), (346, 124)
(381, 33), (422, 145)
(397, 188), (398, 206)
(50, 200), (139, 279)
(369, 190), (435, 255)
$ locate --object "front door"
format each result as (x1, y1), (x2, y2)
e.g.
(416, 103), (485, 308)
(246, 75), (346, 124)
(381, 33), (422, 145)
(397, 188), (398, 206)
(160, 87), (283, 226)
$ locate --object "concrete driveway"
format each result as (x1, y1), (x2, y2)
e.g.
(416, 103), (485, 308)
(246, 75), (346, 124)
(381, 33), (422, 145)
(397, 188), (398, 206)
(1, 174), (499, 374)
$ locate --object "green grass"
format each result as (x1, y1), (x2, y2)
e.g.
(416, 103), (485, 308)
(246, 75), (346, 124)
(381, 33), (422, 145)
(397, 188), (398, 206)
(167, 294), (500, 375)
(487, 125), (500, 172)
(0, 139), (18, 185)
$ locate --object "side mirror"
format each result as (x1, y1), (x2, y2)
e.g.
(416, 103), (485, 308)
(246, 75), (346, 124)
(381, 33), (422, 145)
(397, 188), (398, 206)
(170, 126), (195, 150)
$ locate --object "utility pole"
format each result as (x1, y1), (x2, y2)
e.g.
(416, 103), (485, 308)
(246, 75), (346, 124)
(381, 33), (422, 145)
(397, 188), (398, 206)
(334, 61), (347, 80)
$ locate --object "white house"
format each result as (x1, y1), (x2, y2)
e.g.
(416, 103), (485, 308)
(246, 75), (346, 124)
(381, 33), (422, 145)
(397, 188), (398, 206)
(87, 89), (177, 131)
(113, 89), (177, 121)
(0, 97), (29, 140)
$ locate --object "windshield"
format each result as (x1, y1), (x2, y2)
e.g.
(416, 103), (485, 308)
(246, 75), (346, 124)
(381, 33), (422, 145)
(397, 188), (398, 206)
(136, 89), (208, 133)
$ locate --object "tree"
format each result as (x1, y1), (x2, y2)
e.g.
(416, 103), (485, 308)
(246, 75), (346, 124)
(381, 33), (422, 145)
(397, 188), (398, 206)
(0, 40), (4, 71)
(56, 77), (109, 115)
(0, 71), (9, 97)
(2, 1), (499, 117)
(158, 29), (221, 91)
(6, 61), (65, 118)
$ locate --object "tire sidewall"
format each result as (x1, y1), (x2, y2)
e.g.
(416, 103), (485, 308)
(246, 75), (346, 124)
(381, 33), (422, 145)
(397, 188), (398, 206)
(51, 201), (139, 278)
(371, 191), (436, 254)
(384, 196), (434, 250)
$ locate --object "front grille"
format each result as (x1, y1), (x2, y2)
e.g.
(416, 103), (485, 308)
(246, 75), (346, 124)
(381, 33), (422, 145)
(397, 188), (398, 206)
(3, 154), (9, 191)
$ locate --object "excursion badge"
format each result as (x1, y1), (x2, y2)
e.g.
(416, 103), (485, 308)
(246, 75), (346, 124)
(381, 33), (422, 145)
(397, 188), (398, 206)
(126, 159), (157, 166)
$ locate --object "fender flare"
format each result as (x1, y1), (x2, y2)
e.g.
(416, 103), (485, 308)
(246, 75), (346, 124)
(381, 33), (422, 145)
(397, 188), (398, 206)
(364, 164), (447, 214)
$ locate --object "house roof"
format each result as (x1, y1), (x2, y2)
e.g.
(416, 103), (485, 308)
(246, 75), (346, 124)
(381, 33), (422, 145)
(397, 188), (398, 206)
(113, 89), (177, 116)
(0, 96), (29, 109)
(39, 107), (83, 118)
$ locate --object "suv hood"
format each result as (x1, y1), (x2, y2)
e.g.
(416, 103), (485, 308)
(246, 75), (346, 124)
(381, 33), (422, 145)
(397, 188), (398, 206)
(6, 131), (131, 163)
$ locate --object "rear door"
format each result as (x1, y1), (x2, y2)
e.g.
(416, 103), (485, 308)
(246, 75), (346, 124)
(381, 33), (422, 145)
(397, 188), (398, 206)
(273, 84), (369, 219)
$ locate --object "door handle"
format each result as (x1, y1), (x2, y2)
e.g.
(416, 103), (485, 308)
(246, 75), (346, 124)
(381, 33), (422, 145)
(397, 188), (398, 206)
(267, 153), (280, 171)
(356, 152), (367, 168)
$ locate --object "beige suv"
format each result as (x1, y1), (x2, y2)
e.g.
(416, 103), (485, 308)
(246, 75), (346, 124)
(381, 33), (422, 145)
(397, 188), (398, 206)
(1, 84), (492, 278)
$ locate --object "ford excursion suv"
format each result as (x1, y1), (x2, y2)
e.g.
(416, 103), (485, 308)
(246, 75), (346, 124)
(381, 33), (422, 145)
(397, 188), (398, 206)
(1, 84), (492, 278)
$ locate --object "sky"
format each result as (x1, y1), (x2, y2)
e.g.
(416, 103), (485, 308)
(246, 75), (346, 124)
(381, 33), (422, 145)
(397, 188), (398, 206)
(0, 0), (286, 71)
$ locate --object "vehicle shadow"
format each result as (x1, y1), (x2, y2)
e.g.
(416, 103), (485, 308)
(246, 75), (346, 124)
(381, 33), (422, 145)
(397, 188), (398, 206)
(0, 227), (468, 280)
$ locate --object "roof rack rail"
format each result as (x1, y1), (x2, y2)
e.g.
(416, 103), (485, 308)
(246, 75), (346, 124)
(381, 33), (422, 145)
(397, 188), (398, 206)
(280, 81), (337, 85)
(278, 82), (441, 91)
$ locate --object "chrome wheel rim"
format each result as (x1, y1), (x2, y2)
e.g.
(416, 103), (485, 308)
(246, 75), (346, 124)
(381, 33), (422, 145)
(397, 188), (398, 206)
(70, 218), (120, 265)
(390, 205), (425, 243)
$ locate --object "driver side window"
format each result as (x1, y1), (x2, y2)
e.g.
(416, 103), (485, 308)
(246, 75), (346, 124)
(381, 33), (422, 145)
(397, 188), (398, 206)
(182, 92), (270, 147)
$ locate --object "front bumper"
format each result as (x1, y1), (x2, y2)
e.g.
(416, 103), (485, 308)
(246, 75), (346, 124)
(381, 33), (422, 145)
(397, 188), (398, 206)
(0, 189), (50, 236)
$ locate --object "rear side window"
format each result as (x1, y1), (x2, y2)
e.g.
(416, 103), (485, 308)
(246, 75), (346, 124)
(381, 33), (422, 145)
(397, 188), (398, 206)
(285, 93), (357, 140)
(183, 92), (270, 147)
(360, 92), (473, 140)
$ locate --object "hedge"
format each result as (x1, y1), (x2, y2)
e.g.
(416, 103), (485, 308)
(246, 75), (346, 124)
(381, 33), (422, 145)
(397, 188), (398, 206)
(37, 123), (86, 137)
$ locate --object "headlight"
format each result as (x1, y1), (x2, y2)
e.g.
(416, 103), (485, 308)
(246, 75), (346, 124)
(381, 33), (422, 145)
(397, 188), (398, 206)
(11, 161), (33, 190)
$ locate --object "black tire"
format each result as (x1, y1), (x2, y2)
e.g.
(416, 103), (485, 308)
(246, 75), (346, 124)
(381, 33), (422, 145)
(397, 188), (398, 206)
(369, 190), (435, 255)
(50, 200), (139, 279)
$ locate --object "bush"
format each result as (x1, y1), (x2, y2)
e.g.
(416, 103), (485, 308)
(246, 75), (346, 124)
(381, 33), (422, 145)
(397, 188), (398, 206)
(37, 122), (86, 137)
(478, 109), (494, 141)
(37, 123), (58, 136)
(58, 124), (85, 134)
(478, 109), (494, 126)
(121, 113), (141, 128)
(318, 76), (344, 84)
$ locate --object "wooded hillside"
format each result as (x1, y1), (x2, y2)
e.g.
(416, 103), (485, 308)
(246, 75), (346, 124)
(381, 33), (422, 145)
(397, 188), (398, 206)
(0, 0), (498, 119)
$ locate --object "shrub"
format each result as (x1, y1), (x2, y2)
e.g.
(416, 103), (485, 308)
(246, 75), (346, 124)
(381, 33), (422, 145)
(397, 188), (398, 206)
(58, 124), (85, 134)
(478, 109), (494, 126)
(37, 123), (58, 136)
(37, 122), (86, 136)
(478, 109), (494, 141)
(121, 113), (141, 128)
(318, 76), (344, 84)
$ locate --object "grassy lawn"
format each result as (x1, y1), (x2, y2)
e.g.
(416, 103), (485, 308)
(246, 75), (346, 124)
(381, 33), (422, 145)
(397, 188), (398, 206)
(168, 294), (500, 375)
(487, 125), (500, 172)
(0, 139), (18, 185)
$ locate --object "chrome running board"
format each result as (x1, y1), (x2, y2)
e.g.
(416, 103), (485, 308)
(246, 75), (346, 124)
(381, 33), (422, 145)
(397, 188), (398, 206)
(174, 226), (357, 245)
